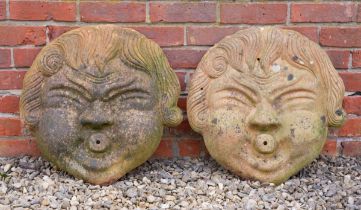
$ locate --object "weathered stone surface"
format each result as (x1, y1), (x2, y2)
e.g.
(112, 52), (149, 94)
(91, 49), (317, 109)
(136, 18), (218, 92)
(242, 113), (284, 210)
(20, 25), (182, 185)
(187, 27), (346, 184)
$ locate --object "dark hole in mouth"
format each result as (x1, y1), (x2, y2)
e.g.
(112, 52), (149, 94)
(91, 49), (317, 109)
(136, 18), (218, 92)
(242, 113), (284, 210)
(96, 140), (101, 145)
(263, 141), (268, 146)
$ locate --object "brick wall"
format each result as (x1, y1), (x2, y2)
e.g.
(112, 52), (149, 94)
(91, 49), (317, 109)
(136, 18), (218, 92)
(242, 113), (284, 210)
(0, 0), (361, 158)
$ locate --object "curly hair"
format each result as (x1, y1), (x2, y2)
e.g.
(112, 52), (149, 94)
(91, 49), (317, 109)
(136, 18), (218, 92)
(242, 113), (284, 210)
(187, 27), (345, 133)
(20, 25), (182, 129)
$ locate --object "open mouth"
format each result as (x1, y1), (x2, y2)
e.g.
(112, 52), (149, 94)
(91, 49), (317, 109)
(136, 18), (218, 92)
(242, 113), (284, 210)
(70, 132), (118, 171)
(239, 138), (291, 172)
(87, 133), (111, 153)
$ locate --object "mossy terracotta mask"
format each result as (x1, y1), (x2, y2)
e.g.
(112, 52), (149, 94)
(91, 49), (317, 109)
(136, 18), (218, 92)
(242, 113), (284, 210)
(20, 25), (182, 185)
(187, 27), (346, 184)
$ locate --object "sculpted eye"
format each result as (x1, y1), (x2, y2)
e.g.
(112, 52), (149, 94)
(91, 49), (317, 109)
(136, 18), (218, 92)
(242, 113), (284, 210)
(46, 89), (88, 109)
(276, 89), (316, 111)
(104, 88), (154, 110)
(104, 88), (151, 102)
(228, 88), (256, 107)
(213, 88), (256, 109)
(45, 84), (91, 109)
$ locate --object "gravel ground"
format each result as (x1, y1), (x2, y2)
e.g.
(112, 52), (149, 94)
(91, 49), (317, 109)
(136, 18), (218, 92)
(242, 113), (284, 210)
(0, 155), (360, 210)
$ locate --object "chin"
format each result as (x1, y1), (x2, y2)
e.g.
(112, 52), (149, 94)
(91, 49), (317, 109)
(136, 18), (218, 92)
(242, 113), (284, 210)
(239, 154), (317, 185)
(63, 156), (127, 185)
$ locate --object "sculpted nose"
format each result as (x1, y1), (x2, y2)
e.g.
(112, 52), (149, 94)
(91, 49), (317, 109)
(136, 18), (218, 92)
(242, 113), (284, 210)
(79, 100), (113, 128)
(248, 101), (280, 131)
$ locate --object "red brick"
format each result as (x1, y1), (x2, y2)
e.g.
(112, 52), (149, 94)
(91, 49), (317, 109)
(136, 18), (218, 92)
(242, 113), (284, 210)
(337, 118), (361, 137)
(220, 3), (287, 24)
(352, 50), (361, 68)
(320, 27), (361, 47)
(187, 26), (241, 46)
(0, 1), (6, 20)
(131, 26), (184, 47)
(178, 139), (203, 157)
(47, 26), (79, 41)
(326, 50), (350, 69)
(0, 26), (46, 46)
(0, 95), (19, 114)
(150, 2), (216, 23)
(164, 49), (206, 69)
(341, 141), (361, 156)
(0, 70), (27, 90)
(176, 72), (186, 92)
(10, 1), (76, 21)
(177, 97), (187, 111)
(343, 96), (361, 115)
(282, 26), (318, 43)
(80, 2), (145, 23)
(357, 4), (361, 22)
(328, 127), (338, 137)
(14, 48), (41, 67)
(339, 72), (361, 92)
(291, 3), (356, 23)
(0, 139), (40, 157)
(0, 117), (21, 136)
(153, 139), (173, 158)
(321, 139), (338, 156)
(0, 49), (11, 68)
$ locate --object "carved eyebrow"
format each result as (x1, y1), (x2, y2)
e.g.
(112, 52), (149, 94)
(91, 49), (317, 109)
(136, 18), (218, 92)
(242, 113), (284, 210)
(63, 77), (93, 100)
(274, 88), (316, 104)
(214, 86), (257, 105)
(48, 84), (92, 101)
(269, 74), (316, 101)
(102, 80), (151, 101)
(212, 88), (255, 109)
(228, 76), (259, 103)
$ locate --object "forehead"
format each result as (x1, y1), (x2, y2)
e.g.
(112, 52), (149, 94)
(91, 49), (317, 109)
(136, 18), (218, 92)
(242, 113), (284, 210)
(44, 58), (154, 91)
(209, 58), (319, 96)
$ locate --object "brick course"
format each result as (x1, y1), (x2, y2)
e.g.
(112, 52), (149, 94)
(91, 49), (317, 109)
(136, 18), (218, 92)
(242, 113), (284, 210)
(0, 1), (6, 20)
(320, 27), (361, 47)
(10, 1), (76, 21)
(0, 49), (11, 68)
(220, 3), (288, 24)
(0, 1), (360, 157)
(0, 26), (46, 46)
(13, 48), (41, 67)
(150, 2), (216, 23)
(80, 2), (145, 23)
(291, 3), (356, 23)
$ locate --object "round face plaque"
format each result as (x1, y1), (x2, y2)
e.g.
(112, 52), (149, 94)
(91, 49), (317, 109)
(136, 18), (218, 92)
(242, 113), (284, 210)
(187, 27), (346, 184)
(20, 25), (182, 185)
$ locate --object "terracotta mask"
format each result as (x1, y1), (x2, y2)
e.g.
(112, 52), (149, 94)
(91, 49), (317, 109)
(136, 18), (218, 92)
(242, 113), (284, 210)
(187, 27), (346, 184)
(20, 25), (182, 185)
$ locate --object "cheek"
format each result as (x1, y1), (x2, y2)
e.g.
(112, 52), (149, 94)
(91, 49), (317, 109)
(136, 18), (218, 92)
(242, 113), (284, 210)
(280, 111), (327, 145)
(113, 110), (163, 145)
(37, 108), (80, 156)
(204, 109), (248, 154)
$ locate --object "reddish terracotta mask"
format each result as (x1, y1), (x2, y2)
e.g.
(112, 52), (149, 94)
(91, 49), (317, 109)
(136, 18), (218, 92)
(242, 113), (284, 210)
(187, 27), (345, 184)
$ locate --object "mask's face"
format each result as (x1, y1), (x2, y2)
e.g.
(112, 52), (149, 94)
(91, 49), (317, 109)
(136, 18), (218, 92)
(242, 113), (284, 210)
(36, 58), (163, 185)
(203, 58), (328, 184)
